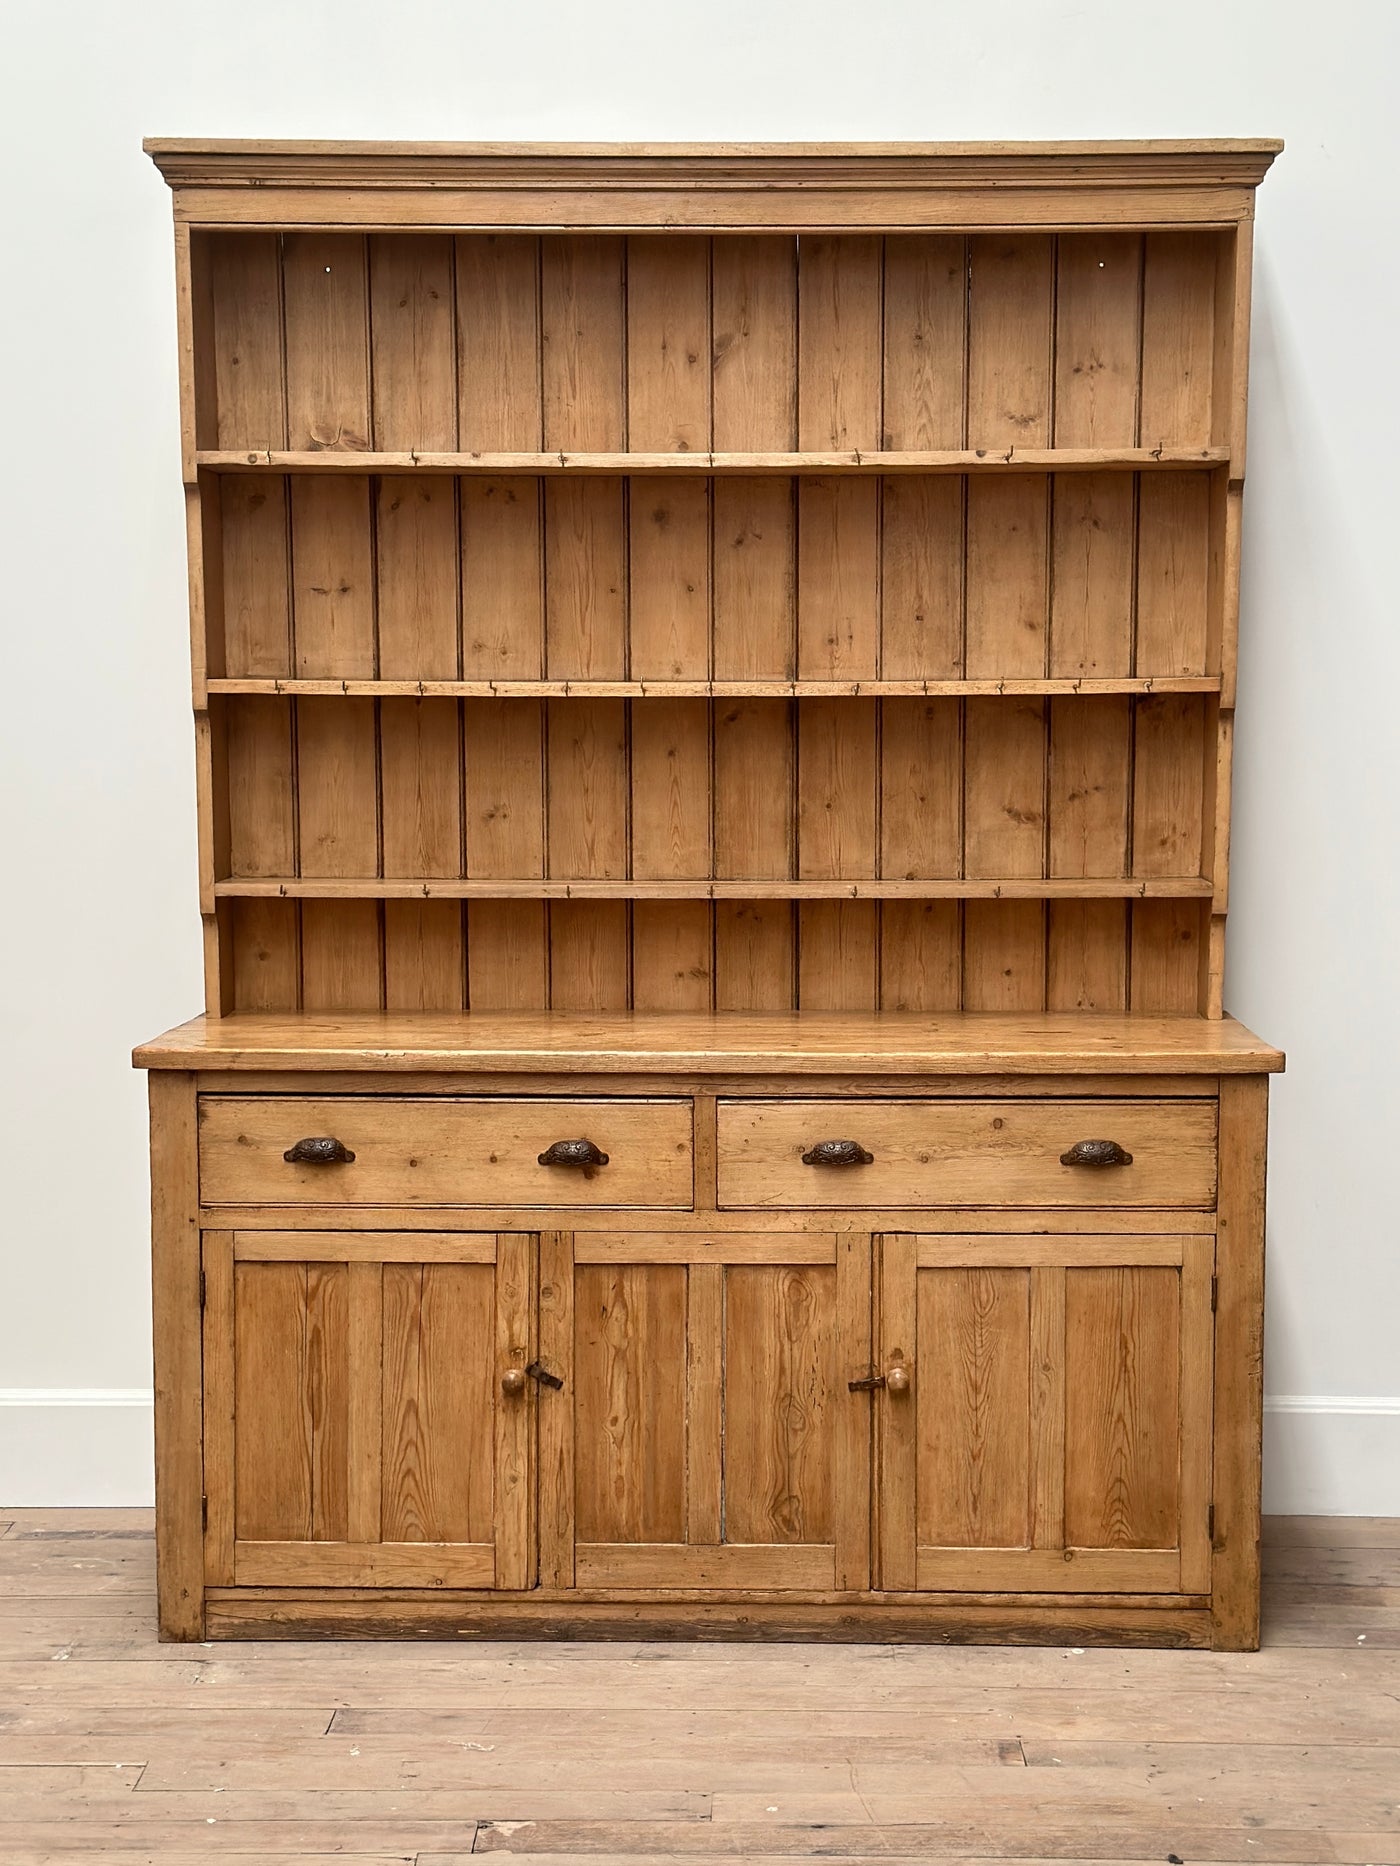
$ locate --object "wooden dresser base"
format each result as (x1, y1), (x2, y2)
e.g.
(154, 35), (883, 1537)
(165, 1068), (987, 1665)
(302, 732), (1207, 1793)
(140, 1012), (1278, 1652)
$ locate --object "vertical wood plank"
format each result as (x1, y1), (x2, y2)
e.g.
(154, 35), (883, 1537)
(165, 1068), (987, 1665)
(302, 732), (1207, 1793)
(798, 236), (882, 449)
(963, 698), (1046, 879)
(714, 903), (795, 1012)
(712, 479), (795, 679)
(299, 902), (382, 1012)
(797, 479), (881, 679)
(1140, 232), (1217, 448)
(1213, 1077), (1267, 1648)
(456, 235), (542, 449)
(879, 902), (962, 1012)
(686, 1262), (724, 1546)
(375, 478), (460, 680)
(467, 902), (548, 1011)
(712, 236), (797, 450)
(1137, 474), (1210, 676)
(1130, 901), (1204, 1014)
(1047, 694), (1129, 1014)
(965, 477), (1049, 677)
(627, 236), (711, 452)
(1049, 474), (1135, 678)
(380, 699), (462, 877)
(631, 699), (711, 880)
(632, 903), (713, 1011)
(546, 699), (629, 879)
(1029, 1265), (1066, 1550)
(220, 477), (291, 677)
(383, 903), (465, 1012)
(346, 1260), (383, 1546)
(966, 234), (1053, 449)
(1065, 1266), (1180, 1554)
(714, 701), (793, 880)
(797, 699), (877, 882)
(537, 1231), (575, 1587)
(381, 1260), (495, 1544)
(629, 479), (711, 680)
(724, 1262), (835, 1546)
(225, 698), (295, 879)
(282, 233), (370, 451)
(549, 902), (631, 1011)
(880, 477), (963, 679)
(1053, 232), (1143, 447)
(1133, 695), (1206, 879)
(200, 1228), (235, 1589)
(963, 903), (1047, 1012)
(574, 1261), (688, 1544)
(231, 899), (301, 1012)
(882, 235), (966, 448)
(369, 234), (457, 449)
(296, 697), (379, 879)
(290, 478), (376, 677)
(542, 236), (627, 449)
(464, 699), (544, 879)
(880, 698), (960, 880)
(797, 903), (878, 1012)
(1180, 1235), (1216, 1594)
(493, 1233), (536, 1591)
(544, 480), (628, 678)
(462, 478), (544, 678)
(833, 1233), (873, 1590)
(919, 1268), (1032, 1549)
(208, 233), (286, 449)
(877, 1234), (918, 1591)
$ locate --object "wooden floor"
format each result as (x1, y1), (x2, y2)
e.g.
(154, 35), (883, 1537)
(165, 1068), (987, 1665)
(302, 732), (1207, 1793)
(0, 1512), (1396, 1864)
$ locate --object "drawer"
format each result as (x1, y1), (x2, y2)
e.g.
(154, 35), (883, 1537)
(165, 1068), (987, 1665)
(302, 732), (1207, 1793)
(199, 1097), (694, 1208)
(716, 1099), (1216, 1209)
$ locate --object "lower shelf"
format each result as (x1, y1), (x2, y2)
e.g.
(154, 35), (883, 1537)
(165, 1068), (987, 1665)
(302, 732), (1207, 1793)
(213, 875), (1215, 902)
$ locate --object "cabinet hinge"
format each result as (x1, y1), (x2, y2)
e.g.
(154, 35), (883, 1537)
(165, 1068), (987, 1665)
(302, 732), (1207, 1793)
(1210, 1274), (1218, 1314)
(199, 1269), (206, 1311)
(201, 1494), (208, 1533)
(1208, 1503), (1216, 1542)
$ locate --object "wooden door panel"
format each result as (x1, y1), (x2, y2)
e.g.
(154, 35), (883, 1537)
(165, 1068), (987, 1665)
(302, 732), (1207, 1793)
(203, 1230), (535, 1590)
(542, 1232), (871, 1590)
(879, 1234), (1213, 1595)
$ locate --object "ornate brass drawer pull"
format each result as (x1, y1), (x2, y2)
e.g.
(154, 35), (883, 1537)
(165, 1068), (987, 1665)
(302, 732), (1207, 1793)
(283, 1136), (356, 1165)
(537, 1138), (609, 1168)
(801, 1139), (874, 1167)
(1059, 1138), (1134, 1168)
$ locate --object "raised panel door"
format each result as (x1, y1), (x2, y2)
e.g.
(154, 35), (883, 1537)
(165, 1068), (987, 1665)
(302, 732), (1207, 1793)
(202, 1230), (536, 1589)
(877, 1234), (1214, 1593)
(538, 1232), (872, 1590)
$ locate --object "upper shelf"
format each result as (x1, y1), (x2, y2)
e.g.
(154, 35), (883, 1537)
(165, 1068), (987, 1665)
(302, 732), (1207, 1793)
(195, 447), (1230, 478)
(208, 677), (1222, 700)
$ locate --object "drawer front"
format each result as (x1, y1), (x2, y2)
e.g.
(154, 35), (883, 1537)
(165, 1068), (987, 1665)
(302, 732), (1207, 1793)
(716, 1100), (1216, 1209)
(199, 1097), (694, 1208)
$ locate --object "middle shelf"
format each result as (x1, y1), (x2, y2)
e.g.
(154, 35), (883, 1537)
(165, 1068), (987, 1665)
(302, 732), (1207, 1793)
(208, 677), (1222, 700)
(213, 877), (1214, 902)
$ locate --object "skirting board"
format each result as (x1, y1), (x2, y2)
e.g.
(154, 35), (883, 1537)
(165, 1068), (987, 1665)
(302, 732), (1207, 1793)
(0, 1390), (1397, 1514)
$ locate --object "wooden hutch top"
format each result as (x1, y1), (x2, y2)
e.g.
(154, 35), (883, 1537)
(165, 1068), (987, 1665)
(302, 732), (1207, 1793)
(138, 139), (1282, 1077)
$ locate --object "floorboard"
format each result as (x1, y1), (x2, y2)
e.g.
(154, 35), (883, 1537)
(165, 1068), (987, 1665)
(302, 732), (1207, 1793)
(0, 1511), (1394, 1861)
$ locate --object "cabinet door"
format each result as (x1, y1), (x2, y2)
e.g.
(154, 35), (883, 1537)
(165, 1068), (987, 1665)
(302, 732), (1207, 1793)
(539, 1233), (871, 1591)
(878, 1235), (1214, 1594)
(202, 1231), (536, 1589)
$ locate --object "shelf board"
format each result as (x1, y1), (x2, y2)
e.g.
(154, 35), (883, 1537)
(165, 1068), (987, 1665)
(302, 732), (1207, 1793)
(194, 446), (1228, 477)
(133, 1008), (1286, 1078)
(216, 876), (1213, 903)
(208, 676), (1220, 700)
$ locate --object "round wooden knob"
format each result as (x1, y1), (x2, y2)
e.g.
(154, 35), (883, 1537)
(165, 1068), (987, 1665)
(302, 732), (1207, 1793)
(500, 1368), (527, 1396)
(885, 1364), (911, 1395)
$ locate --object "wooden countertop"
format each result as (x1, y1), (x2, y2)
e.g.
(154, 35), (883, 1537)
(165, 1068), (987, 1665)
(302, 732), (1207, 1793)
(133, 1012), (1284, 1077)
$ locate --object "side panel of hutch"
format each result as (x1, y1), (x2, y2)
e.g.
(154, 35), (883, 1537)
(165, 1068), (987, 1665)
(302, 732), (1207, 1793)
(139, 141), (1282, 1648)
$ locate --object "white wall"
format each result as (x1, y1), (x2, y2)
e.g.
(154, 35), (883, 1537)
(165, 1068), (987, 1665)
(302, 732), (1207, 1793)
(2, 0), (1396, 1512)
